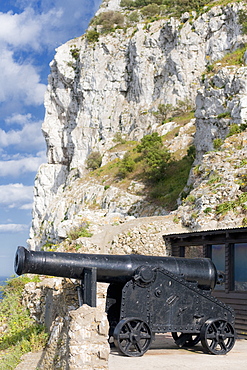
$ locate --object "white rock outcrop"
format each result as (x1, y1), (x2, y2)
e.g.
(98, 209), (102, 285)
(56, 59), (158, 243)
(29, 2), (247, 249)
(195, 66), (247, 159)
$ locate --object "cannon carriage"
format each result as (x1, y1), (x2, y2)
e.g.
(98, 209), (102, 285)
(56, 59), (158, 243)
(14, 246), (236, 357)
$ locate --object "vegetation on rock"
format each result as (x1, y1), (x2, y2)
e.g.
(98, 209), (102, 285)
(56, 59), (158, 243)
(88, 127), (195, 211)
(0, 276), (48, 369)
(136, 132), (171, 181)
(86, 151), (102, 170)
(86, 29), (100, 43)
(238, 9), (247, 34)
(90, 10), (125, 33)
(67, 222), (93, 240)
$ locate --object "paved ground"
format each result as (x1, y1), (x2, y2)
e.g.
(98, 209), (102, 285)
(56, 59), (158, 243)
(15, 333), (246, 369)
(109, 333), (247, 370)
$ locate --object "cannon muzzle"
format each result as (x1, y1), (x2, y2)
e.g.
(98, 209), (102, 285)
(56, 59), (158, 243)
(15, 246), (217, 289)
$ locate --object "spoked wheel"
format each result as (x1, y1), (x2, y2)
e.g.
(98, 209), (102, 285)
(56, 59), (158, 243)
(172, 332), (201, 347)
(113, 317), (152, 357)
(200, 319), (236, 355)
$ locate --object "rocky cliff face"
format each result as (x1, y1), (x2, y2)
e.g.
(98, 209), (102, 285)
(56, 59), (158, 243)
(29, 1), (247, 250)
(195, 65), (247, 159)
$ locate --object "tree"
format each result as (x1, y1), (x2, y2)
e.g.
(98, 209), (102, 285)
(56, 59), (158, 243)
(86, 151), (102, 170)
(118, 152), (135, 178)
(137, 133), (171, 181)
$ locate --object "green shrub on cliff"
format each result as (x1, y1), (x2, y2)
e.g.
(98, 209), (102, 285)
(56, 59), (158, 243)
(140, 3), (160, 17)
(120, 0), (165, 8)
(86, 29), (100, 43)
(91, 11), (125, 33)
(0, 276), (47, 369)
(137, 132), (171, 181)
(90, 128), (194, 211)
(238, 9), (247, 34)
(120, 0), (210, 16)
(67, 222), (93, 239)
(86, 151), (102, 170)
(118, 152), (136, 178)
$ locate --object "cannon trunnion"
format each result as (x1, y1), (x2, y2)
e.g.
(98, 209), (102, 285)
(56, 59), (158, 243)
(14, 246), (236, 357)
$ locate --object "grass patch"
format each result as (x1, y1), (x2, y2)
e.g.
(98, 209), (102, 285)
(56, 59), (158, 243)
(109, 140), (137, 152)
(216, 193), (247, 216)
(90, 132), (195, 210)
(207, 174), (221, 185)
(227, 123), (247, 138)
(219, 45), (247, 66)
(163, 111), (195, 126)
(204, 207), (213, 214)
(213, 138), (223, 150)
(205, 44), (247, 76)
(0, 276), (48, 369)
(217, 112), (231, 119)
(67, 222), (93, 240)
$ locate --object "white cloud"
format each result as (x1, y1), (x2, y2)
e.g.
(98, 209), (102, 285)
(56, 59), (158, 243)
(5, 113), (33, 126)
(0, 224), (29, 233)
(0, 8), (42, 50)
(0, 1), (102, 51)
(0, 117), (45, 151)
(20, 203), (33, 210)
(0, 48), (46, 106)
(0, 152), (46, 177)
(0, 1), (101, 112)
(0, 183), (33, 209)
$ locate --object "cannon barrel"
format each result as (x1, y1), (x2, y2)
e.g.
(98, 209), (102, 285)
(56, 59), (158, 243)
(15, 246), (217, 289)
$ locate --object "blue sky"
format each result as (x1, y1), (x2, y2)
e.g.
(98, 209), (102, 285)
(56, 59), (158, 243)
(0, 0), (102, 276)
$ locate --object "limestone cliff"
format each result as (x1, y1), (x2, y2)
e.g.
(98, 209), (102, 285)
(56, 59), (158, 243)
(29, 1), (247, 250)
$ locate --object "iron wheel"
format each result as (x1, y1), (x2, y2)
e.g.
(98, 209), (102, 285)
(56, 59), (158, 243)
(200, 318), (235, 355)
(113, 317), (152, 357)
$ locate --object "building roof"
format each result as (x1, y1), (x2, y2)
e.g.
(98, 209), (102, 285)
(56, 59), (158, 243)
(163, 226), (247, 246)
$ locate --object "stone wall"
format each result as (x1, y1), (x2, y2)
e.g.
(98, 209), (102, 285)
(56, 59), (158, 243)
(109, 220), (173, 256)
(68, 306), (109, 370)
(23, 278), (109, 369)
(38, 305), (109, 370)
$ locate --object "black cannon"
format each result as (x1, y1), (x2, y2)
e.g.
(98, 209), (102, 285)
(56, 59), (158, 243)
(14, 246), (236, 357)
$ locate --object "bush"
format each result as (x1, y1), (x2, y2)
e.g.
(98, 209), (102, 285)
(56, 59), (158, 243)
(128, 11), (140, 23)
(213, 138), (223, 150)
(92, 11), (124, 33)
(70, 45), (80, 60)
(86, 151), (102, 170)
(113, 132), (127, 144)
(216, 201), (235, 216)
(118, 152), (136, 178)
(227, 123), (247, 138)
(137, 132), (163, 153)
(204, 207), (212, 214)
(158, 103), (173, 119)
(137, 132), (171, 181)
(238, 10), (247, 34)
(175, 99), (193, 115)
(86, 30), (99, 43)
(0, 276), (48, 369)
(67, 223), (93, 240)
(141, 4), (160, 17)
(166, 0), (208, 15)
(121, 0), (164, 8)
(120, 0), (135, 8)
(121, 0), (209, 16)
